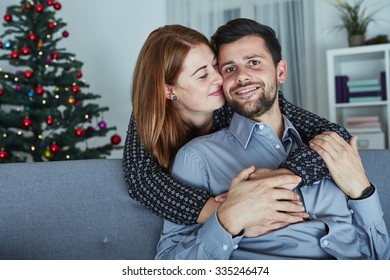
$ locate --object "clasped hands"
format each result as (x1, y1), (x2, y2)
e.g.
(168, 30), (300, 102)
(216, 131), (370, 238)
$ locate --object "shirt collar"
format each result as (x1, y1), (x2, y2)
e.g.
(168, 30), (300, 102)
(228, 112), (303, 149)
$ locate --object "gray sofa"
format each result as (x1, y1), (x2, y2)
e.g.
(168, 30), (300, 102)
(1, 149), (389, 260)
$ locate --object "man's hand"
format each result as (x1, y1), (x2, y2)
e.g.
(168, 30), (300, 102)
(217, 166), (306, 237)
(309, 131), (370, 199)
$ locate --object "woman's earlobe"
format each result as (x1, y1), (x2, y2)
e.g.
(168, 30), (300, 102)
(164, 84), (173, 100)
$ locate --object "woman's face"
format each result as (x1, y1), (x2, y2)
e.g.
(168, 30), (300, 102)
(171, 44), (225, 117)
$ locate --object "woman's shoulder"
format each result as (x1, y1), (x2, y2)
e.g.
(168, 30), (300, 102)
(212, 103), (233, 132)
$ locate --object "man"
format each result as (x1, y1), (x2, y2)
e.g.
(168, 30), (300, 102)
(155, 18), (389, 260)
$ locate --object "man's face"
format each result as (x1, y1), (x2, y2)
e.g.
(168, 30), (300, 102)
(218, 35), (286, 120)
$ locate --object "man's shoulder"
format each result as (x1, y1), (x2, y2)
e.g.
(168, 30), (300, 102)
(175, 128), (234, 163)
(185, 128), (232, 149)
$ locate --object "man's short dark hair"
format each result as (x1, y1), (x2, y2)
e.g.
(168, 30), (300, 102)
(210, 18), (282, 66)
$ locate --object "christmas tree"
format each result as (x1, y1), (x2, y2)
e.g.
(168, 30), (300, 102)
(0, 0), (122, 163)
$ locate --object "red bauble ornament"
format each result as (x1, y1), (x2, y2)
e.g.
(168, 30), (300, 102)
(0, 149), (9, 160)
(24, 70), (33, 79)
(76, 70), (83, 78)
(10, 50), (19, 59)
(47, 0), (54, 5)
(62, 30), (69, 37)
(0, 41), (3, 49)
(20, 46), (31, 55)
(4, 13), (12, 22)
(0, 88), (4, 96)
(35, 4), (44, 13)
(51, 52), (59, 60)
(54, 2), (62, 10)
(22, 117), (33, 129)
(49, 143), (60, 153)
(28, 33), (38, 41)
(111, 134), (121, 145)
(71, 85), (80, 93)
(35, 86), (45, 96)
(46, 116), (54, 125)
(48, 21), (56, 29)
(74, 127), (85, 137)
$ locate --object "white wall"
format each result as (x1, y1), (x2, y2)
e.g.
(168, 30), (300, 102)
(0, 0), (167, 158)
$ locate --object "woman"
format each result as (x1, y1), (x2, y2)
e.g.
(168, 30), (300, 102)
(123, 25), (351, 225)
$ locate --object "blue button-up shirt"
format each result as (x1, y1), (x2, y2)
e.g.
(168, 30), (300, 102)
(156, 113), (390, 260)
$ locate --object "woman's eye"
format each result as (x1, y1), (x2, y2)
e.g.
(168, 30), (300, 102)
(199, 73), (208, 79)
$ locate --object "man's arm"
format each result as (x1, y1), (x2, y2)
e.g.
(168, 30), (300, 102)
(310, 132), (390, 259)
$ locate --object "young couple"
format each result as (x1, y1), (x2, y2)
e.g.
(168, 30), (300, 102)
(123, 18), (389, 259)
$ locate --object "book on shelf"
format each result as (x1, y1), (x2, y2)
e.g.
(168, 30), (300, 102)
(347, 127), (383, 134)
(345, 115), (382, 134)
(347, 122), (381, 128)
(345, 116), (380, 124)
(335, 75), (349, 103)
(348, 85), (381, 93)
(347, 78), (380, 87)
(335, 71), (387, 103)
(381, 71), (387, 101)
(349, 96), (382, 103)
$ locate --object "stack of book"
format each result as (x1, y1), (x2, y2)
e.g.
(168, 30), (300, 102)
(345, 116), (383, 134)
(335, 71), (387, 103)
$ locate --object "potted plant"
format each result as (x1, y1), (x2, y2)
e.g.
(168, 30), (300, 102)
(332, 0), (381, 46)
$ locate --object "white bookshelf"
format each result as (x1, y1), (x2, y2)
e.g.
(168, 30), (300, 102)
(326, 43), (390, 149)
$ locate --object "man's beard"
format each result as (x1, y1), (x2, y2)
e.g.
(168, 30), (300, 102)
(229, 79), (278, 119)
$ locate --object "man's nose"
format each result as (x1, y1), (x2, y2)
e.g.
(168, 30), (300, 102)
(236, 69), (250, 84)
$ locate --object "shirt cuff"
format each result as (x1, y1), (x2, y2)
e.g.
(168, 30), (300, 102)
(348, 189), (384, 228)
(199, 212), (243, 259)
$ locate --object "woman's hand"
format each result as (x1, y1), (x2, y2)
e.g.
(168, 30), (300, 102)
(309, 131), (370, 198)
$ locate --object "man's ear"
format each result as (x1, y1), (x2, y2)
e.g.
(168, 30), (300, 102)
(164, 84), (174, 100)
(276, 60), (287, 84)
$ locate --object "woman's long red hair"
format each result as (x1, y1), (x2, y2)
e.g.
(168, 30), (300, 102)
(132, 25), (211, 171)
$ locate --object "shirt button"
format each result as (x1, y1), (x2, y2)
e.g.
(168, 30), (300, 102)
(259, 124), (264, 130)
(322, 240), (329, 247)
(349, 209), (354, 214)
(233, 244), (239, 249)
(222, 245), (229, 251)
(275, 144), (280, 149)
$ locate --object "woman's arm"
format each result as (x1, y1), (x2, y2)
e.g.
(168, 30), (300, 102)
(278, 93), (352, 185)
(123, 114), (215, 225)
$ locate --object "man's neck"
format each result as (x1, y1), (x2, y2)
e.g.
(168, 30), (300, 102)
(252, 103), (285, 140)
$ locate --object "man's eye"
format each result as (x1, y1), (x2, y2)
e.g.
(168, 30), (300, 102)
(225, 66), (235, 73)
(250, 60), (260, 66)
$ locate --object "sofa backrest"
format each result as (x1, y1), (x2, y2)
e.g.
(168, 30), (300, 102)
(0, 159), (163, 260)
(0, 149), (389, 260)
(359, 149), (390, 226)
